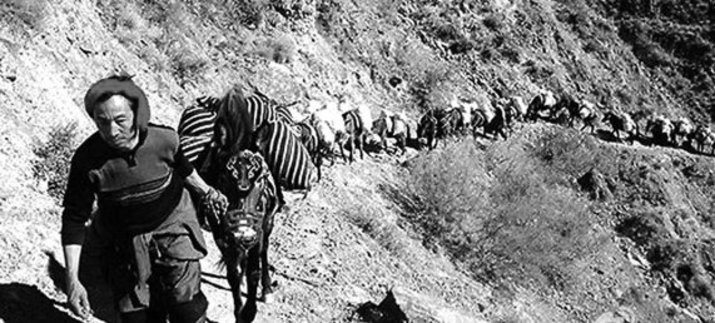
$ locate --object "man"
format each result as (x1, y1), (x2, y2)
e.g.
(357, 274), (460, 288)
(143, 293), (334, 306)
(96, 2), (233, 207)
(62, 74), (226, 323)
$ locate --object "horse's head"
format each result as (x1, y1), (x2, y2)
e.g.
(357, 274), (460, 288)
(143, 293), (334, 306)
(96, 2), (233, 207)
(214, 87), (253, 155)
(215, 150), (273, 250)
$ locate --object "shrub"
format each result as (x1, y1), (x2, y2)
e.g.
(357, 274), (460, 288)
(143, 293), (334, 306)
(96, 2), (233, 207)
(316, 0), (342, 35)
(476, 149), (601, 291)
(483, 13), (504, 32)
(393, 137), (605, 292)
(448, 38), (475, 55)
(525, 63), (554, 82)
(113, 5), (146, 45)
(394, 39), (452, 111)
(339, 202), (409, 256)
(583, 39), (606, 54)
(434, 23), (461, 41)
(32, 122), (78, 202)
(263, 34), (296, 64)
(169, 49), (207, 84)
(398, 141), (490, 249)
(268, 0), (300, 19)
(531, 130), (613, 181)
(228, 0), (268, 28)
(480, 47), (499, 61)
(0, 0), (47, 29)
(412, 64), (452, 111)
(499, 44), (521, 63)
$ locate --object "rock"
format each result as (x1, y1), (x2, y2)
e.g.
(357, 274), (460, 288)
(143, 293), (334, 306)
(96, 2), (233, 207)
(578, 168), (612, 201)
(594, 307), (634, 323)
(355, 290), (408, 323)
(353, 287), (487, 323)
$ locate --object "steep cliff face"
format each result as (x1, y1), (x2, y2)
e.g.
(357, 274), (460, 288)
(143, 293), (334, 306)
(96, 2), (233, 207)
(1, 0), (714, 322)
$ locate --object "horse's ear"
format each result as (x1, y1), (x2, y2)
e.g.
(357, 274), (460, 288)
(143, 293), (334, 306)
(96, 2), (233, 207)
(253, 122), (272, 152)
(214, 123), (228, 149)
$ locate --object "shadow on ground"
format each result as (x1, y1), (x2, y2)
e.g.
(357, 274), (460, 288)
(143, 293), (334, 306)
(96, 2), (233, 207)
(0, 283), (79, 323)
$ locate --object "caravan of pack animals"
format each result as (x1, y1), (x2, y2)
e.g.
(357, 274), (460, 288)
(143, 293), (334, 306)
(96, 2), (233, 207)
(176, 84), (713, 321)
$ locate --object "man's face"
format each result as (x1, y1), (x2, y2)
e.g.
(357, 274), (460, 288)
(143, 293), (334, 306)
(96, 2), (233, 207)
(93, 95), (137, 151)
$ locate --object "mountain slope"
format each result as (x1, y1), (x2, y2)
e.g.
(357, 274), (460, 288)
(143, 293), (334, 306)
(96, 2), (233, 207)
(1, 0), (714, 322)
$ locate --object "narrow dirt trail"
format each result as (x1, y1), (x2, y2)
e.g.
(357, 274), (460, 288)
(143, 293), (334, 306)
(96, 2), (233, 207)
(201, 151), (490, 322)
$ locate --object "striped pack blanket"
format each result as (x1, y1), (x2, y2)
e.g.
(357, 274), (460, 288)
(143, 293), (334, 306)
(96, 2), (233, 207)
(177, 97), (219, 172)
(255, 119), (316, 190)
(180, 91), (315, 190)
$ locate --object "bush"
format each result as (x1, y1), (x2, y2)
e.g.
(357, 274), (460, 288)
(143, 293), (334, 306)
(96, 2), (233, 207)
(259, 34), (296, 64)
(448, 38), (475, 55)
(393, 138), (605, 292)
(583, 39), (606, 54)
(226, 0), (268, 28)
(398, 141), (489, 249)
(394, 39), (452, 111)
(316, 0), (342, 35)
(477, 148), (601, 290)
(32, 123), (78, 202)
(0, 0), (47, 29)
(271, 0), (310, 19)
(434, 23), (461, 41)
(340, 202), (409, 256)
(531, 130), (613, 181)
(524, 62), (554, 82)
(499, 44), (521, 63)
(483, 13), (505, 32)
(169, 49), (207, 84)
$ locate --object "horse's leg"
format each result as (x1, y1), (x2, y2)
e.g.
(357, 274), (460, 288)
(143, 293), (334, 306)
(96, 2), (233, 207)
(326, 144), (336, 166)
(259, 231), (273, 302)
(398, 135), (406, 155)
(315, 154), (322, 182)
(349, 136), (355, 163)
(339, 140), (349, 164)
(226, 257), (243, 321)
(240, 248), (261, 323)
(358, 133), (365, 159)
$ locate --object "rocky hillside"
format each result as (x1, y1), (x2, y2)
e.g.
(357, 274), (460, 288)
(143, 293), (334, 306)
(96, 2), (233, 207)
(1, 0), (714, 322)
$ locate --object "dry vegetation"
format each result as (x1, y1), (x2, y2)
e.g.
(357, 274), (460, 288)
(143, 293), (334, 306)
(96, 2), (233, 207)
(0, 0), (48, 31)
(391, 133), (608, 295)
(2, 0), (715, 321)
(32, 123), (78, 202)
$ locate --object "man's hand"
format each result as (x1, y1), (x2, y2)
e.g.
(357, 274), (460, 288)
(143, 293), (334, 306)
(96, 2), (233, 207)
(201, 187), (228, 227)
(66, 277), (92, 319)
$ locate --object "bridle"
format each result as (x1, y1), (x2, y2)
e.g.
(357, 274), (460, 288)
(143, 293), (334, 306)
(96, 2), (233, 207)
(217, 151), (270, 252)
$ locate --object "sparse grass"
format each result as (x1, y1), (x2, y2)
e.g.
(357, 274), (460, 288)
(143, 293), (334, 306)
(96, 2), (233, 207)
(32, 123), (78, 202)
